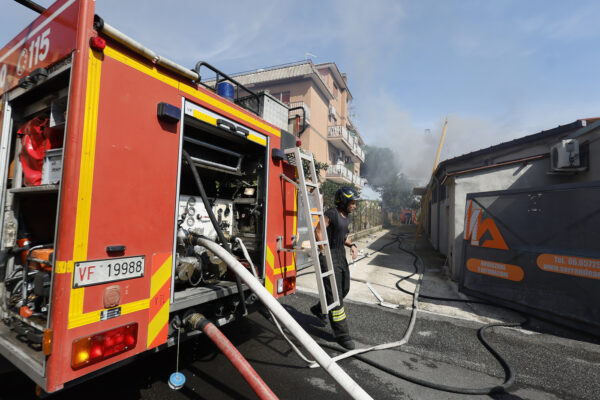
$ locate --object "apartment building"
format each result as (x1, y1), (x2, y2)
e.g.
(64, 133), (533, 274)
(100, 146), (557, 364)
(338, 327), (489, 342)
(230, 61), (366, 188)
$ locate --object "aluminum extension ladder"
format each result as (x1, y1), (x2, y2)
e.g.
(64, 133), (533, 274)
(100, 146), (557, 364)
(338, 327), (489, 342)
(279, 147), (340, 315)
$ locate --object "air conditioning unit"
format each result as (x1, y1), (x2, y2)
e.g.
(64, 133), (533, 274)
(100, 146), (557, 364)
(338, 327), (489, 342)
(550, 139), (580, 170)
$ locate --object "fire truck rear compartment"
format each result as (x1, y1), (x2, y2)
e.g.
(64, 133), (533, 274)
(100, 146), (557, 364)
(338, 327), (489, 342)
(169, 116), (267, 318)
(0, 62), (71, 382)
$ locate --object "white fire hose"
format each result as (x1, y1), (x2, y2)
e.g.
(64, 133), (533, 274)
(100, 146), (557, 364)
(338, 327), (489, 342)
(197, 237), (373, 400)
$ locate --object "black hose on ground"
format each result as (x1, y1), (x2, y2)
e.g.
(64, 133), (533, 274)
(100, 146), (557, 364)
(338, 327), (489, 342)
(317, 320), (520, 395)
(181, 150), (247, 316)
(311, 230), (523, 395)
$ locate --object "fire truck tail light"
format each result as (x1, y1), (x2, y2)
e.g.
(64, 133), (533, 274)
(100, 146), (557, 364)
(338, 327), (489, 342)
(90, 36), (106, 51)
(284, 277), (296, 292)
(277, 277), (296, 293)
(296, 139), (302, 147)
(71, 323), (138, 369)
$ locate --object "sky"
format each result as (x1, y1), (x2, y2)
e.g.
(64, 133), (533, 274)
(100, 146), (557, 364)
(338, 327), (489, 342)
(2, 0), (600, 188)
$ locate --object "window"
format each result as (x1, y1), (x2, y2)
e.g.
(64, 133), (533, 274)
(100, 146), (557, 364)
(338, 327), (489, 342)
(333, 83), (338, 99)
(271, 91), (290, 105)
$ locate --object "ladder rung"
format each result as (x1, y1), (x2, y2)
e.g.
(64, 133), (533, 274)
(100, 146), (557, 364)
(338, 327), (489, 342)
(310, 211), (322, 216)
(315, 240), (328, 246)
(321, 270), (334, 278)
(326, 302), (340, 312)
(305, 182), (318, 188)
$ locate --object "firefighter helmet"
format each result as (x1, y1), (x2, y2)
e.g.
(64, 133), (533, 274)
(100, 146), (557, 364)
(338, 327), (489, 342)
(335, 187), (360, 212)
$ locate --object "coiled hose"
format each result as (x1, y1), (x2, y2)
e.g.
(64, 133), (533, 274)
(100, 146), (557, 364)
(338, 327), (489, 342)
(272, 230), (524, 395)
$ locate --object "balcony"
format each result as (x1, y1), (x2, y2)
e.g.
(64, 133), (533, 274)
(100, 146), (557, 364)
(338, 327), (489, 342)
(352, 175), (367, 189)
(326, 164), (366, 189)
(328, 125), (365, 162)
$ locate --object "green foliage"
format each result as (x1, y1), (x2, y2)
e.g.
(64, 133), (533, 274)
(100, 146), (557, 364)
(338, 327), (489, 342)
(349, 199), (382, 231)
(361, 145), (401, 191)
(302, 160), (329, 181)
(380, 173), (419, 214)
(362, 146), (418, 221)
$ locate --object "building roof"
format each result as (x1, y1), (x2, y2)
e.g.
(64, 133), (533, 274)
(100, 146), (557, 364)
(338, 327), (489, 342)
(436, 119), (586, 175)
(223, 61), (334, 101)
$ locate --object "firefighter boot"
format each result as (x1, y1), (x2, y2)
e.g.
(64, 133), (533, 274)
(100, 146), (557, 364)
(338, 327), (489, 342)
(337, 337), (356, 350)
(329, 305), (355, 349)
(310, 304), (328, 325)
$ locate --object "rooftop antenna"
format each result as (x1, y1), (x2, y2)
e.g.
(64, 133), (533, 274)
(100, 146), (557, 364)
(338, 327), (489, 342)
(305, 52), (317, 61)
(14, 0), (46, 14)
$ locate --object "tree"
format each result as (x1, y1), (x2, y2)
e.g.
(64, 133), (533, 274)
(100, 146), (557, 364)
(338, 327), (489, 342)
(302, 160), (329, 181)
(361, 146), (417, 224)
(361, 145), (400, 192)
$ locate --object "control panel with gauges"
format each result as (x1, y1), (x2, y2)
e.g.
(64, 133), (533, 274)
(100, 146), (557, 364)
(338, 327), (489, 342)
(178, 195), (233, 237)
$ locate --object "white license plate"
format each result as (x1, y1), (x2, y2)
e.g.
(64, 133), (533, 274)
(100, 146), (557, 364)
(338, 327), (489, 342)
(73, 256), (145, 288)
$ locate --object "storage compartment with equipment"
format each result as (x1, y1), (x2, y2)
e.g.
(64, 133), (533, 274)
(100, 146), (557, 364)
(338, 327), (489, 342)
(171, 101), (269, 315)
(0, 61), (70, 351)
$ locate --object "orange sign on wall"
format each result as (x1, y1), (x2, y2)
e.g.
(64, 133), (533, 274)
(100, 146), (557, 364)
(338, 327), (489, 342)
(537, 254), (600, 280)
(466, 258), (524, 281)
(463, 200), (509, 250)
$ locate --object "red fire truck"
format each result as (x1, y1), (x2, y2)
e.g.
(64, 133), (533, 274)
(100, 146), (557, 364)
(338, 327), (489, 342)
(0, 0), (300, 393)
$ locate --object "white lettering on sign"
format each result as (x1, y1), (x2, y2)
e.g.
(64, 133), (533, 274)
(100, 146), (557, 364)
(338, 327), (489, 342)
(27, 28), (51, 71)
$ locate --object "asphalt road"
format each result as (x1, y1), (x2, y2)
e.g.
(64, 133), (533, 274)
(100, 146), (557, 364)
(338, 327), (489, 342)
(2, 289), (600, 400)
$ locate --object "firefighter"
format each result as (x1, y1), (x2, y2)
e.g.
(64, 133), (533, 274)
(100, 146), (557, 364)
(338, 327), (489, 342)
(311, 187), (360, 350)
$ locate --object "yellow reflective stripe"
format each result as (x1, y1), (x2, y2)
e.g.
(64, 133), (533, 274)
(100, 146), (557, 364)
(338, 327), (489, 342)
(68, 50), (102, 328)
(192, 109), (217, 126)
(293, 186), (297, 234)
(331, 307), (346, 321)
(55, 261), (74, 274)
(68, 298), (150, 330)
(73, 49), (102, 262)
(247, 133), (266, 146)
(150, 255), (172, 299)
(266, 246), (274, 269)
(331, 307), (345, 316)
(55, 261), (66, 273)
(122, 298), (150, 314)
(103, 46), (179, 89)
(68, 288), (85, 327)
(265, 276), (273, 294)
(268, 239), (295, 276)
(179, 84), (281, 137)
(68, 308), (100, 329)
(272, 263), (295, 276)
(147, 300), (169, 346)
(291, 182), (297, 272)
(104, 46), (280, 138)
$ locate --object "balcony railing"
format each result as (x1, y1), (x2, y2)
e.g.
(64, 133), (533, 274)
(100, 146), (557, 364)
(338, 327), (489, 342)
(327, 164), (353, 180)
(353, 145), (364, 161)
(352, 174), (367, 188)
(328, 125), (365, 162)
(326, 164), (366, 188)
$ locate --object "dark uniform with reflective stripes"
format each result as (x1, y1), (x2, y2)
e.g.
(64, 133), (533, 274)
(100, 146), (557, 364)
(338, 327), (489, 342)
(317, 207), (352, 341)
